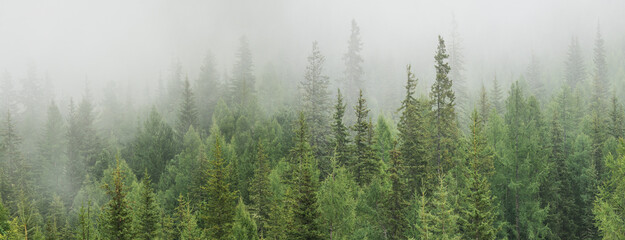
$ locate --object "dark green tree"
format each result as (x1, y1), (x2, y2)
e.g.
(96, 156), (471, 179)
(331, 89), (351, 167)
(351, 90), (380, 186)
(249, 142), (271, 237)
(385, 145), (409, 239)
(175, 194), (202, 240)
(134, 170), (159, 240)
(430, 36), (459, 176)
(101, 156), (133, 240)
(608, 95), (625, 140)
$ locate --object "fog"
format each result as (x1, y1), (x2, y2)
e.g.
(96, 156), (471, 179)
(2, 0), (624, 104)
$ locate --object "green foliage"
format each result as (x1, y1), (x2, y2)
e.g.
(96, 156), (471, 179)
(351, 90), (380, 186)
(249, 142), (271, 236)
(177, 76), (199, 140)
(175, 195), (202, 240)
(317, 159), (357, 240)
(385, 145), (409, 239)
(593, 139), (625, 239)
(202, 134), (238, 240)
(231, 198), (259, 240)
(430, 36), (459, 176)
(331, 89), (351, 168)
(100, 156), (133, 240)
(133, 171), (160, 240)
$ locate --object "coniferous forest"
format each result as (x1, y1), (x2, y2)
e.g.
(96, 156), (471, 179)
(1, 1), (625, 240)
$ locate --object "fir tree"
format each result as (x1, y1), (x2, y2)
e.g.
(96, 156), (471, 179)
(478, 83), (491, 125)
(331, 89), (351, 167)
(230, 36), (256, 107)
(134, 170), (159, 240)
(76, 201), (95, 240)
(491, 76), (503, 114)
(249, 142), (271, 237)
(231, 198), (259, 240)
(398, 65), (429, 195)
(431, 36), (459, 176)
(385, 144), (409, 239)
(449, 16), (469, 131)
(525, 54), (545, 101)
(608, 95), (625, 140)
(565, 36), (586, 89)
(177, 76), (199, 140)
(343, 19), (364, 104)
(592, 25), (608, 112)
(301, 41), (332, 176)
(430, 176), (460, 240)
(175, 195), (202, 240)
(593, 139), (625, 239)
(317, 158), (357, 240)
(202, 134), (237, 240)
(351, 90), (380, 186)
(196, 50), (221, 133)
(101, 156), (133, 240)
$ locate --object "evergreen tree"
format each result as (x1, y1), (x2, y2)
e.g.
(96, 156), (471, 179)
(385, 145), (409, 239)
(478, 83), (491, 125)
(592, 25), (608, 112)
(127, 107), (177, 183)
(101, 156), (133, 240)
(134, 170), (159, 240)
(76, 201), (95, 240)
(430, 36), (459, 176)
(317, 158), (357, 240)
(430, 176), (460, 240)
(565, 36), (586, 89)
(449, 16), (469, 131)
(202, 134), (237, 240)
(412, 189), (433, 240)
(175, 195), (202, 240)
(331, 89), (351, 167)
(525, 54), (545, 102)
(288, 113), (322, 240)
(608, 95), (625, 140)
(67, 94), (101, 193)
(38, 101), (68, 201)
(490, 76), (503, 114)
(301, 41), (332, 176)
(231, 198), (259, 240)
(196, 50), (221, 133)
(343, 19), (364, 104)
(351, 90), (380, 186)
(593, 139), (625, 239)
(177, 76), (199, 141)
(249, 142), (271, 237)
(0, 197), (8, 237)
(398, 65), (430, 195)
(459, 110), (497, 240)
(230, 36), (256, 107)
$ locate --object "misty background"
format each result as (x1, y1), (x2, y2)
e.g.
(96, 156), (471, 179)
(2, 0), (625, 108)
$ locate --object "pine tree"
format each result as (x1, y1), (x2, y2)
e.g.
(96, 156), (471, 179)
(593, 139), (625, 239)
(230, 36), (256, 107)
(202, 134), (237, 240)
(430, 176), (460, 240)
(134, 170), (159, 240)
(565, 36), (586, 89)
(431, 36), (459, 176)
(592, 25), (608, 112)
(288, 112), (322, 240)
(459, 110), (497, 240)
(175, 195), (202, 240)
(249, 142), (271, 237)
(351, 90), (380, 186)
(385, 145), (409, 239)
(196, 50), (221, 133)
(177, 76), (199, 140)
(608, 95), (625, 140)
(231, 198), (259, 240)
(331, 89), (351, 167)
(398, 65), (429, 195)
(478, 83), (491, 125)
(101, 156), (133, 240)
(301, 41), (331, 176)
(343, 19), (364, 104)
(317, 159), (357, 240)
(449, 16), (469, 131)
(491, 76), (503, 114)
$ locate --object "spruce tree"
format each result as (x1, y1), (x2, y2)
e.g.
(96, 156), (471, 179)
(230, 36), (256, 108)
(231, 198), (259, 240)
(385, 145), (409, 239)
(134, 170), (159, 240)
(38, 101), (68, 202)
(490, 76), (503, 114)
(449, 16), (469, 131)
(459, 110), (497, 240)
(249, 142), (271, 237)
(565, 36), (586, 89)
(343, 19), (364, 104)
(398, 65), (429, 195)
(101, 156), (133, 240)
(175, 195), (202, 240)
(317, 159), (357, 240)
(525, 54), (545, 101)
(196, 50), (221, 133)
(288, 113), (322, 240)
(592, 25), (608, 112)
(430, 36), (459, 176)
(430, 176), (460, 240)
(177, 76), (199, 140)
(301, 41), (331, 176)
(202, 134), (237, 240)
(76, 201), (95, 240)
(593, 140), (625, 239)
(351, 90), (380, 186)
(608, 95), (625, 140)
(331, 89), (351, 167)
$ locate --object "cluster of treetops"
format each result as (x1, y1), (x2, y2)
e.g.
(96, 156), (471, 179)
(1, 20), (625, 240)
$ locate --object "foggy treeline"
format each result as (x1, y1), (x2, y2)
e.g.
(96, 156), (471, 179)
(1, 1), (625, 239)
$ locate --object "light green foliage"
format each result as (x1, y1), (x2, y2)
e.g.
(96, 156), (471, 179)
(593, 140), (625, 239)
(231, 198), (259, 240)
(318, 159), (357, 240)
(351, 90), (380, 186)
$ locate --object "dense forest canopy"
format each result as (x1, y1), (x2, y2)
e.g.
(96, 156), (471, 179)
(1, 0), (625, 239)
